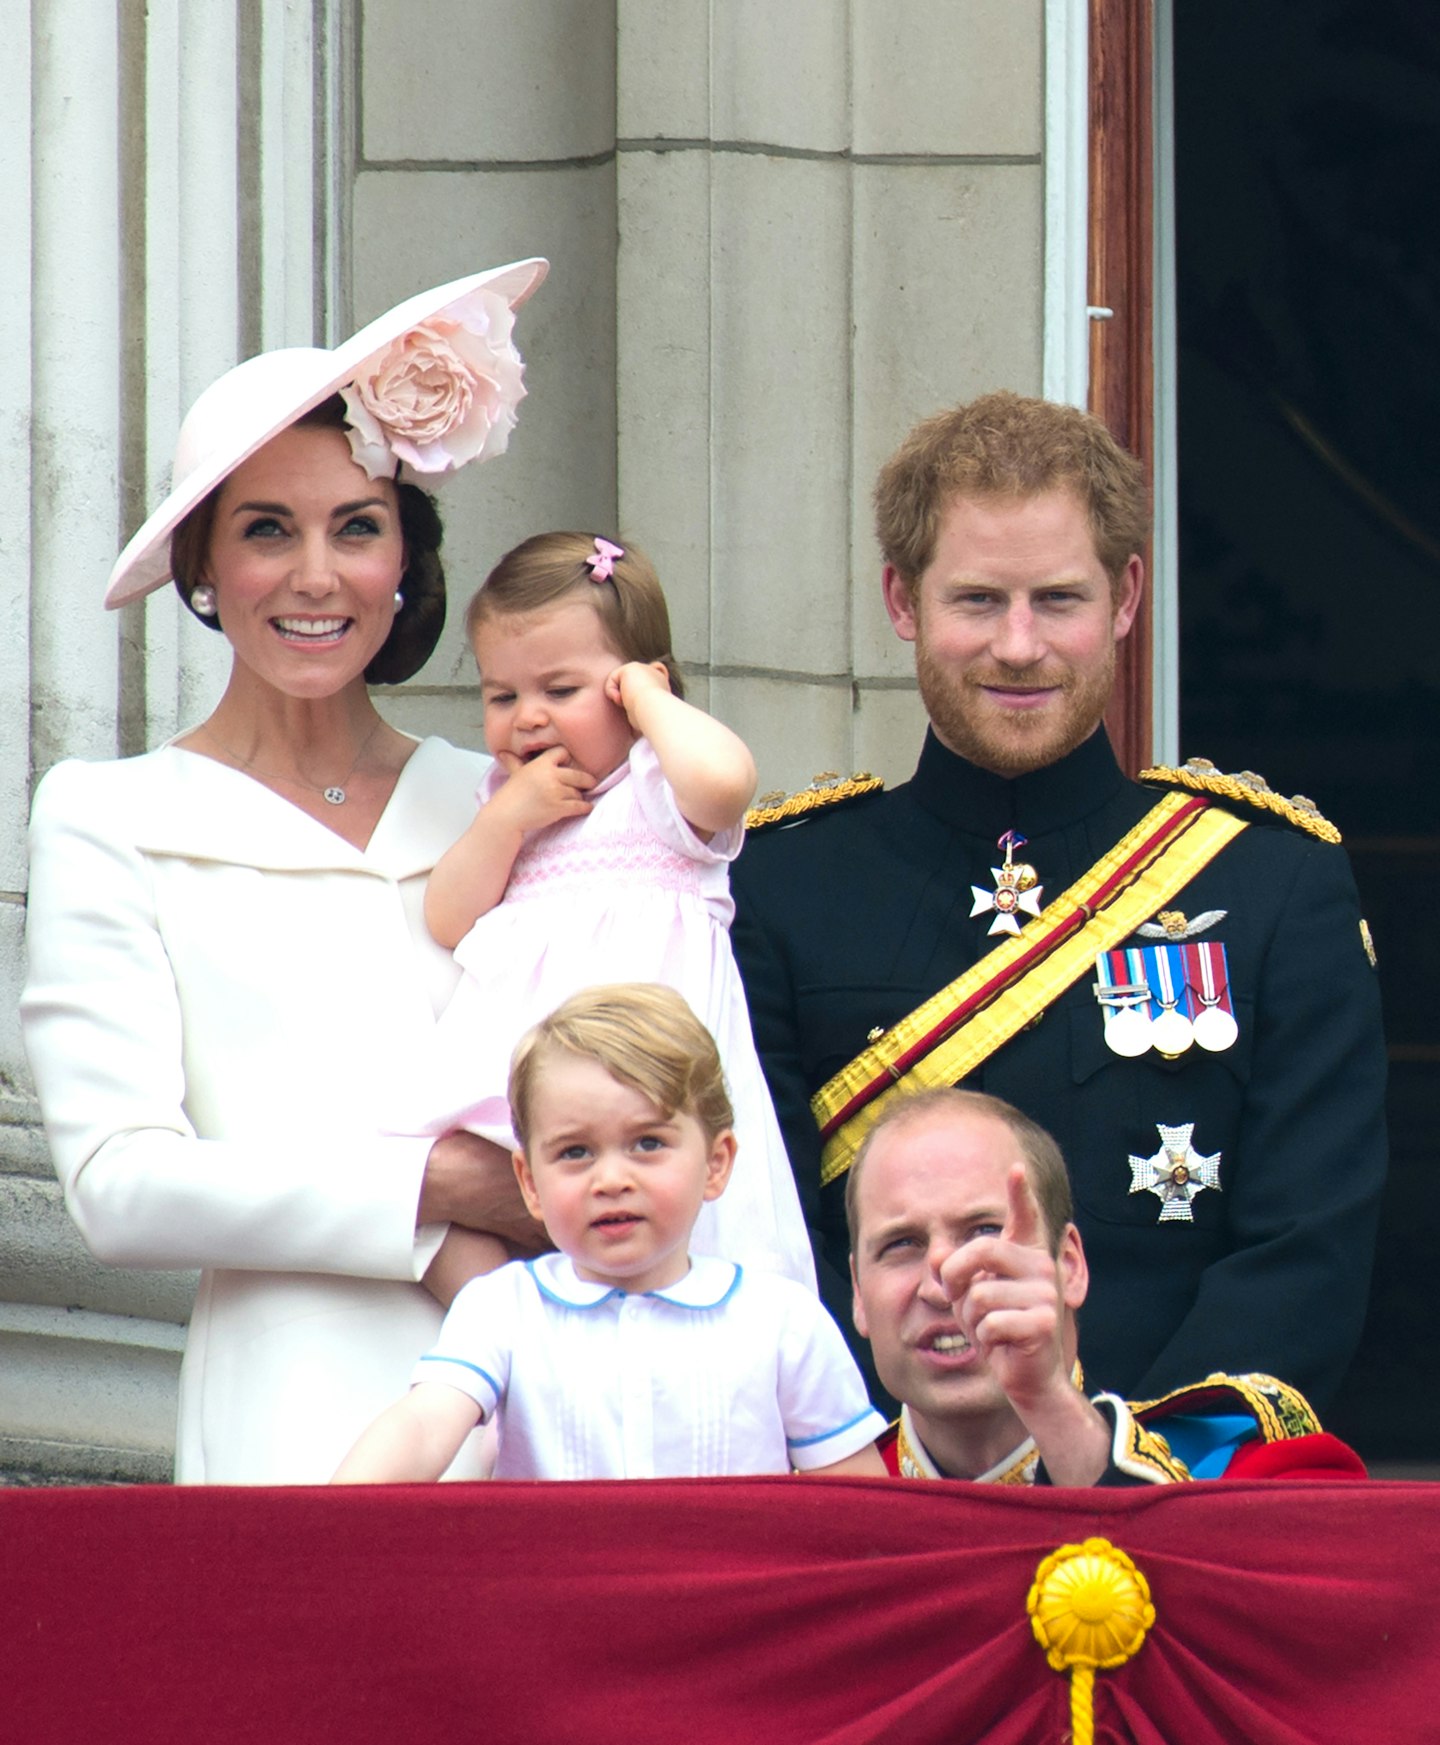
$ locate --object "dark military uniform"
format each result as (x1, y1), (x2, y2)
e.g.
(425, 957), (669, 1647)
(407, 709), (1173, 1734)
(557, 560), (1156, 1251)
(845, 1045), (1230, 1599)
(730, 727), (1387, 1412)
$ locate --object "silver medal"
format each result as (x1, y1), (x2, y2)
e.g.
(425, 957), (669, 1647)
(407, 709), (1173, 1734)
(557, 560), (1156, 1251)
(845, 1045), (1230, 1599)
(1192, 1001), (1239, 1052)
(1150, 1004), (1194, 1057)
(1104, 1005), (1153, 1058)
(1128, 1122), (1222, 1223)
(1094, 962), (1154, 1058)
(1147, 945), (1193, 1057)
(1190, 941), (1238, 1053)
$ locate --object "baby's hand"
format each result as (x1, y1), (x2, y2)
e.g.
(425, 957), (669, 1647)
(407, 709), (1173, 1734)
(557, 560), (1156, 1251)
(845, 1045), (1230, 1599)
(606, 660), (672, 721)
(490, 747), (595, 833)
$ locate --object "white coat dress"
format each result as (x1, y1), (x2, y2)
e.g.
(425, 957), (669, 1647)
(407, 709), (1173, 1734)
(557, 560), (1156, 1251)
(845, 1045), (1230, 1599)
(21, 737), (492, 1484)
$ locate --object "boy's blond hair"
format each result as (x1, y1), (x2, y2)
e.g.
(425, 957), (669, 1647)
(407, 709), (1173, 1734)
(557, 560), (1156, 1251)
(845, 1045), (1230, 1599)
(509, 983), (733, 1147)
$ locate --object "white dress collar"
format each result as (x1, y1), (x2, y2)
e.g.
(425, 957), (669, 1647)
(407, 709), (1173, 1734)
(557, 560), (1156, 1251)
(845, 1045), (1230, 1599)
(127, 737), (484, 878)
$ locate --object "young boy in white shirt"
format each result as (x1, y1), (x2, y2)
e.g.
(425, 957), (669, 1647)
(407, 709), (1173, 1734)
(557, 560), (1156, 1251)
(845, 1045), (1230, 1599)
(335, 983), (885, 1482)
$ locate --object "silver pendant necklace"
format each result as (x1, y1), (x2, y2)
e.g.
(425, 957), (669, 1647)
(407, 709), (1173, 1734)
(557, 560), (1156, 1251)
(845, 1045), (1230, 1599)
(208, 716), (384, 806)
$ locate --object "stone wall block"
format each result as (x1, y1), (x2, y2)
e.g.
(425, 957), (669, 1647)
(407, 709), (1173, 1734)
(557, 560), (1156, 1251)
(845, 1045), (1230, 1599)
(0, 1175), (195, 1326)
(712, 4), (848, 151)
(378, 689), (486, 753)
(0, 899), (30, 1110)
(852, 683), (929, 790)
(167, 1), (247, 736)
(712, 672), (853, 800)
(853, 0), (1043, 156)
(617, 0), (709, 139)
(851, 161), (1044, 680)
(617, 149), (713, 664)
(710, 155), (851, 676)
(355, 165), (618, 686)
(0, 6), (33, 895)
(30, 4), (122, 775)
(363, 0), (618, 163)
(0, 1318), (181, 1480)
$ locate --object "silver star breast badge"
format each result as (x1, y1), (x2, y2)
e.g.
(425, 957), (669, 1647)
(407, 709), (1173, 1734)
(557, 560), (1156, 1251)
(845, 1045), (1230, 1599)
(1128, 1122), (1222, 1222)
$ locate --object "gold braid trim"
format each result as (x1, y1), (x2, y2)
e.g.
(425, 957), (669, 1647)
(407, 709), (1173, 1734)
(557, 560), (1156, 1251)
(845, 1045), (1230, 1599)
(1129, 1371), (1324, 1442)
(893, 1405), (1040, 1484)
(1107, 1403), (1191, 1484)
(1140, 757), (1342, 844)
(745, 771), (884, 832)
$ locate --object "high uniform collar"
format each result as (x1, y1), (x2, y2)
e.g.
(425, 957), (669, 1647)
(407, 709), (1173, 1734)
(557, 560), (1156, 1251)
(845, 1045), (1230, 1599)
(896, 1404), (1039, 1485)
(896, 1362), (1085, 1483)
(908, 726), (1129, 839)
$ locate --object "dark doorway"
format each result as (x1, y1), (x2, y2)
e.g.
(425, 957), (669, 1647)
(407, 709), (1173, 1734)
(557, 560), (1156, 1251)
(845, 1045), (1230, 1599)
(1173, 5), (1440, 1462)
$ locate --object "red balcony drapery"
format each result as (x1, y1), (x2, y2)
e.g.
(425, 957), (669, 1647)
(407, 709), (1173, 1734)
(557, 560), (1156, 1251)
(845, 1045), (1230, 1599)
(3, 1477), (1432, 1743)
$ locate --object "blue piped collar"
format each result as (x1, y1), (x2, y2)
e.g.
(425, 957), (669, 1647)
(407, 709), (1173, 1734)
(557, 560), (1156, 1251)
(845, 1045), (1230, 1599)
(526, 1252), (742, 1311)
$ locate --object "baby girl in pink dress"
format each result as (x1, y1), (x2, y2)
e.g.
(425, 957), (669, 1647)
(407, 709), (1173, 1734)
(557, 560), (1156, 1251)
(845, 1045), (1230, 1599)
(407, 531), (814, 1300)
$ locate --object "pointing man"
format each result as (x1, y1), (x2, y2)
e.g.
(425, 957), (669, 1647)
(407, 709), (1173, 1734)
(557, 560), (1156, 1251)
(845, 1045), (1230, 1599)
(847, 1088), (1362, 1484)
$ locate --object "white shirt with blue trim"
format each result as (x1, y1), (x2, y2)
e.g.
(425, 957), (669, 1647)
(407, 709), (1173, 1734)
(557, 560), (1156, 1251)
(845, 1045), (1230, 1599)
(415, 1253), (885, 1478)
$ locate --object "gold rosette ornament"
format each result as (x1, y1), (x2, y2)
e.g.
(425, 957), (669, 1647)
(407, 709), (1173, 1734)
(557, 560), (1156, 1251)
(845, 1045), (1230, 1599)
(1027, 1537), (1154, 1745)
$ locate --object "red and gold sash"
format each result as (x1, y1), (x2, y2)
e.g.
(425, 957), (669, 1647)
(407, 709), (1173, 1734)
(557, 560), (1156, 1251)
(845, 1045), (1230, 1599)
(812, 792), (1248, 1184)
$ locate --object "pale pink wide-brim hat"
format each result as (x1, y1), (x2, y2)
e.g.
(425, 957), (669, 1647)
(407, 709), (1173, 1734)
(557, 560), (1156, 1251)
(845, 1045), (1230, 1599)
(105, 257), (548, 608)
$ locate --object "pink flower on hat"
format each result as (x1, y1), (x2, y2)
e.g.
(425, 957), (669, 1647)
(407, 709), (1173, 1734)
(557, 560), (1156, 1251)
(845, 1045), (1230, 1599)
(341, 287), (527, 480)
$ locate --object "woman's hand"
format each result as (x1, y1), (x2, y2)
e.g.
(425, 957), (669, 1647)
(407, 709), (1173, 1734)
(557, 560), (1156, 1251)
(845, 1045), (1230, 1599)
(419, 1130), (549, 1251)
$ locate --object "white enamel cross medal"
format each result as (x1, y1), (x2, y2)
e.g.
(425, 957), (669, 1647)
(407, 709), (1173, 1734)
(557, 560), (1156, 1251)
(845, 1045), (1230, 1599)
(970, 830), (1043, 937)
(1128, 1122), (1222, 1222)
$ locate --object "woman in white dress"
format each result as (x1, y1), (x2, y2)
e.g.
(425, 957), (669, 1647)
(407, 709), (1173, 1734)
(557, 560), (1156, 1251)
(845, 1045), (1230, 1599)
(21, 262), (549, 1483)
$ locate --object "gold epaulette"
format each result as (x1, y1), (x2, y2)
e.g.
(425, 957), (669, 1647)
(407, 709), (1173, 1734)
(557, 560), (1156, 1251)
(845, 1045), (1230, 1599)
(1130, 1371), (1324, 1443)
(745, 771), (884, 833)
(1139, 757), (1342, 844)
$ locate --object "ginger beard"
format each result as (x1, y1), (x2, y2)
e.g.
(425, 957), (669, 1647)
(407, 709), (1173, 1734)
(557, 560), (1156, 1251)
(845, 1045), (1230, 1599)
(912, 613), (1120, 778)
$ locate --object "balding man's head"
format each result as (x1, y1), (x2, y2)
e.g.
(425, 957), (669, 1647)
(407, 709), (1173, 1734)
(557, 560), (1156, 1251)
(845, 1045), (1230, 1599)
(846, 1088), (1073, 1258)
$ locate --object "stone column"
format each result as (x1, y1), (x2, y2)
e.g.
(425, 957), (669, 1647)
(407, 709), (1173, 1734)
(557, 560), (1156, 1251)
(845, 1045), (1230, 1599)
(353, 0), (622, 739)
(1, 0), (335, 1482)
(616, 1), (1047, 796)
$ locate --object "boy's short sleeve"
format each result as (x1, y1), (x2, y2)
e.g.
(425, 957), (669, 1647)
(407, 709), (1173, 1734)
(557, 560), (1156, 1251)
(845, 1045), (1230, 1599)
(412, 1265), (522, 1421)
(772, 1282), (888, 1469)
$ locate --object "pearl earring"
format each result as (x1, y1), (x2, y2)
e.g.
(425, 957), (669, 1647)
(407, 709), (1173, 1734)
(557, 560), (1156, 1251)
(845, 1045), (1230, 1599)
(190, 583), (218, 617)
(393, 590), (405, 612)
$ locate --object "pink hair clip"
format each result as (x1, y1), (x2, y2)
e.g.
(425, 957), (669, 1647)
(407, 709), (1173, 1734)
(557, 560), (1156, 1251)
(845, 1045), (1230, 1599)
(584, 537), (624, 582)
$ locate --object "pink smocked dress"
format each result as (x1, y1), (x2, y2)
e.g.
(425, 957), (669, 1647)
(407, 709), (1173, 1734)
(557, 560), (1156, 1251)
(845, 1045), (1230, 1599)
(412, 739), (815, 1288)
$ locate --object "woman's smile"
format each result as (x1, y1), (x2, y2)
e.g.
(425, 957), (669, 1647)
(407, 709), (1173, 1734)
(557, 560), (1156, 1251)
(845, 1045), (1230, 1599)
(272, 614), (351, 643)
